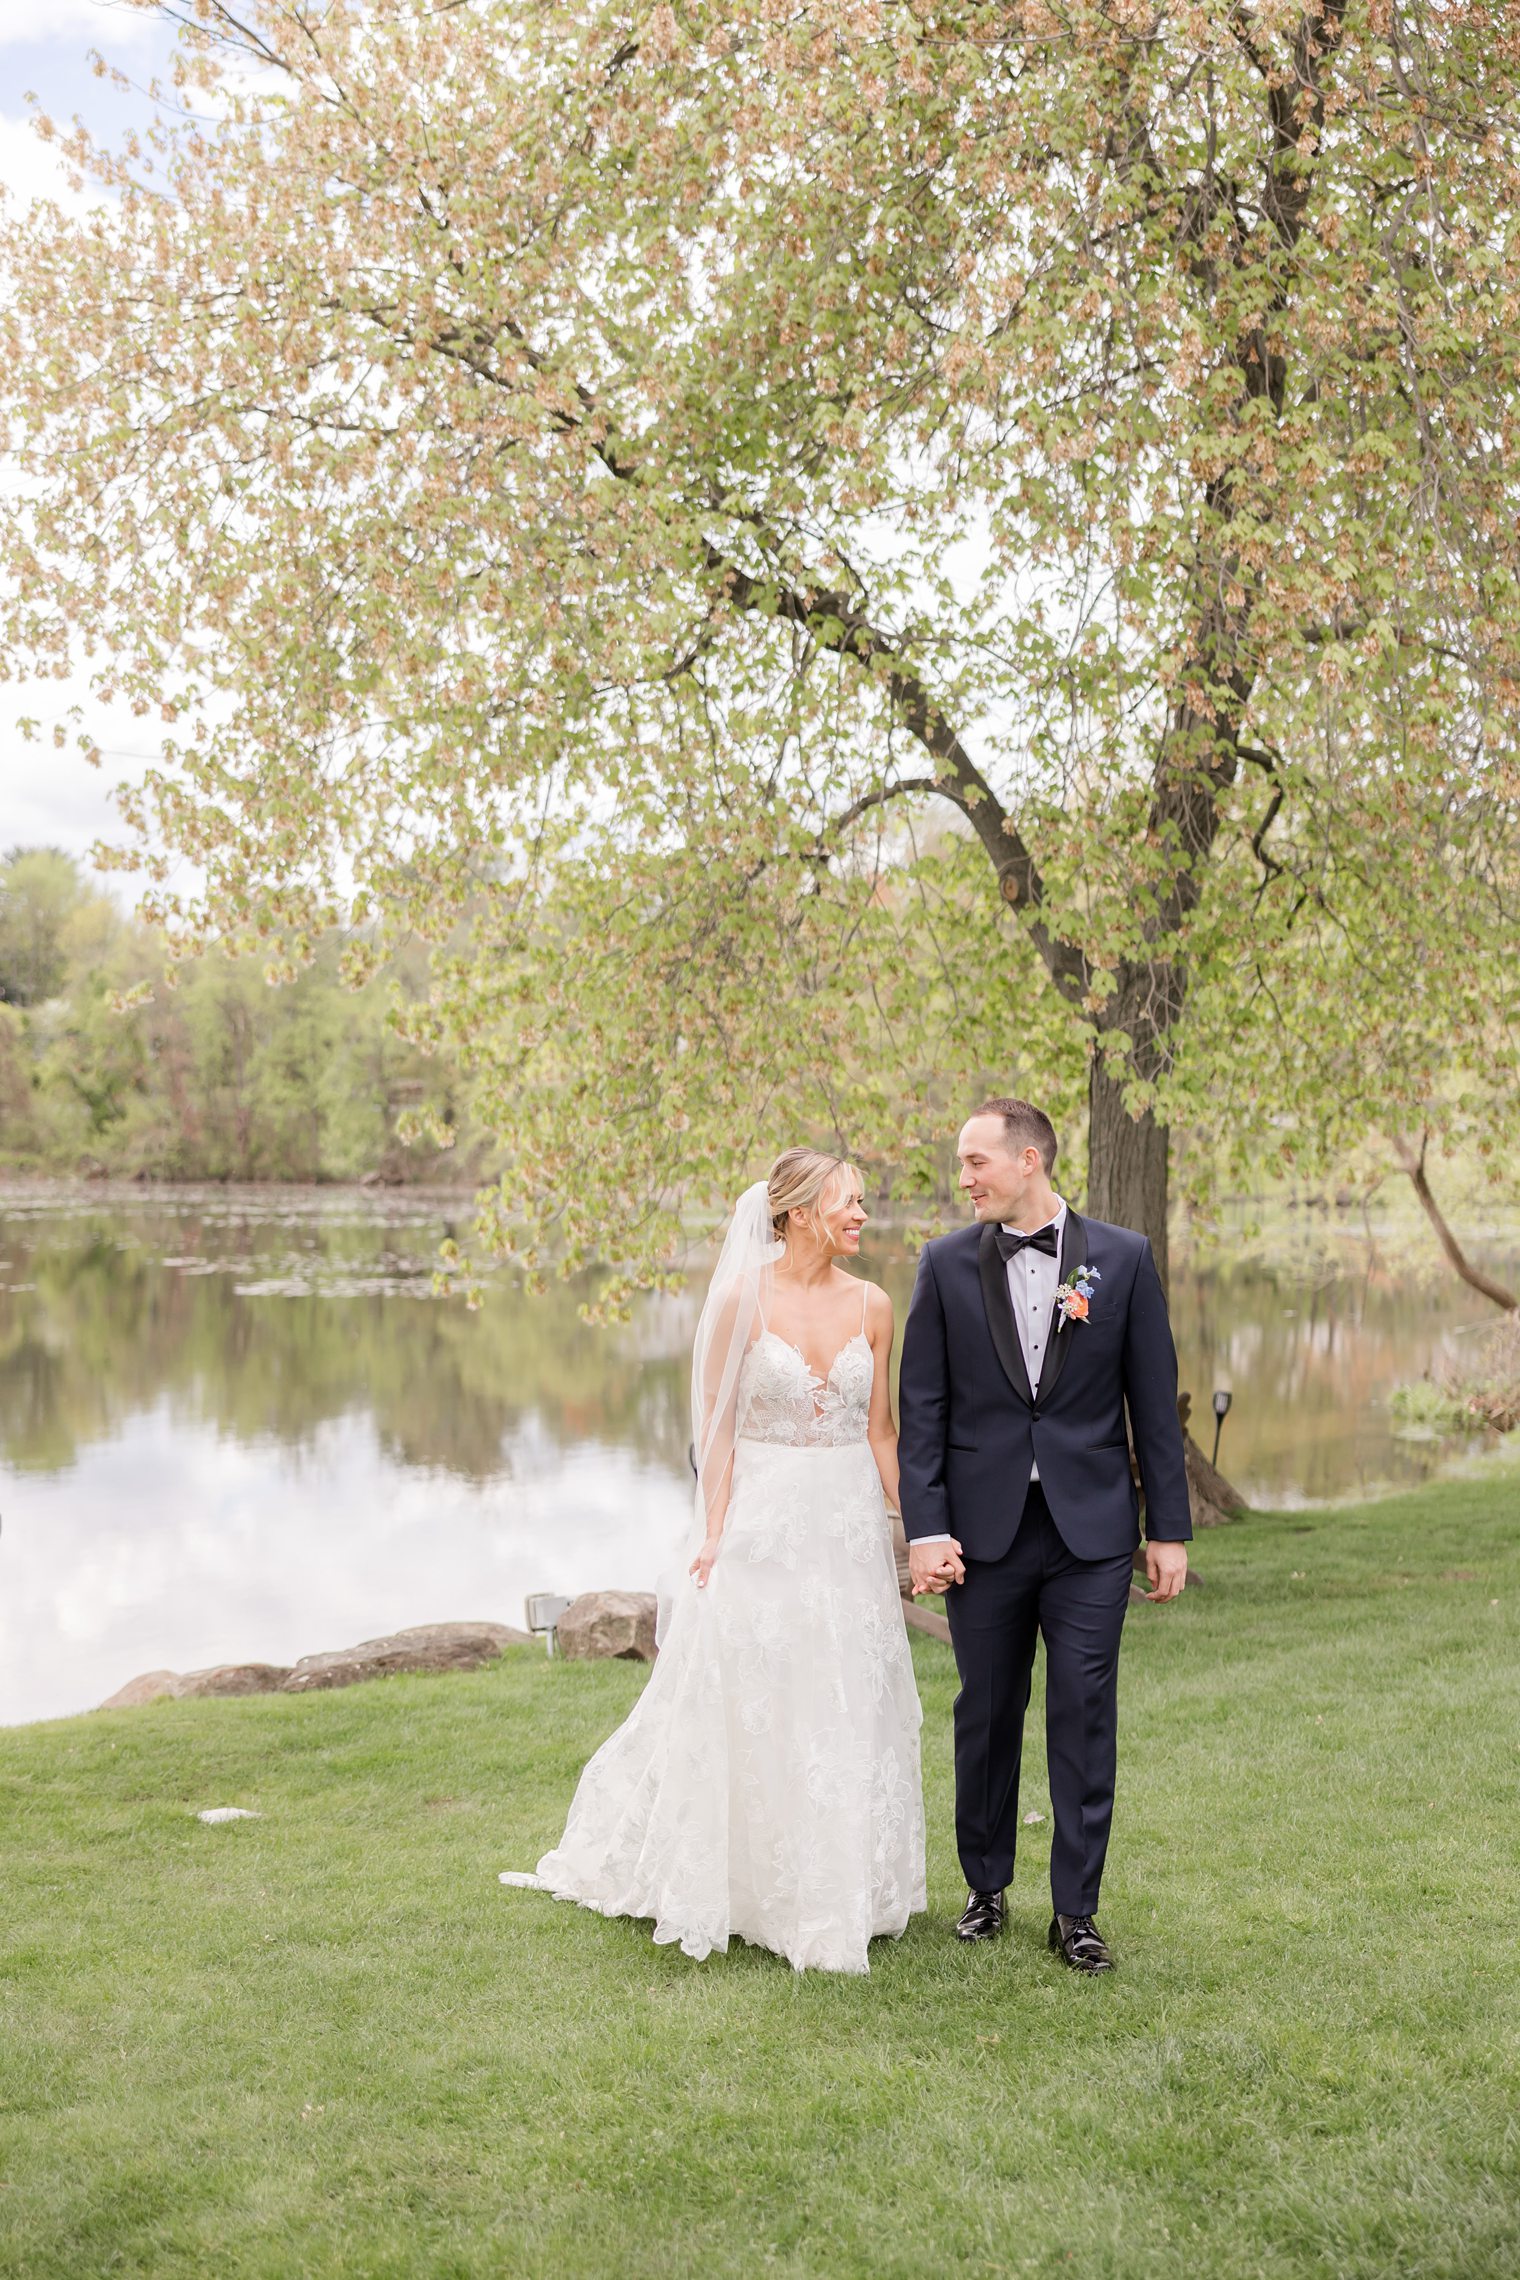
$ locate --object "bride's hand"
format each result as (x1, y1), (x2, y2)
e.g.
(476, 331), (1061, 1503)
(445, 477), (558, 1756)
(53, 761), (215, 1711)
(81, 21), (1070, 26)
(690, 1535), (722, 1587)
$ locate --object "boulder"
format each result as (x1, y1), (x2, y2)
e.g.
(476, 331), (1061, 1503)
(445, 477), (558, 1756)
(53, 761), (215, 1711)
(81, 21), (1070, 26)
(99, 1669), (184, 1709)
(556, 1591), (659, 1663)
(279, 1619), (529, 1693)
(101, 1661), (294, 1707)
(178, 1663), (291, 1699)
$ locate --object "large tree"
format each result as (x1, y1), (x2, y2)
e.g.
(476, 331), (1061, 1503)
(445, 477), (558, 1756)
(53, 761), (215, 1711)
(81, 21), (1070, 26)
(2, 0), (1517, 1300)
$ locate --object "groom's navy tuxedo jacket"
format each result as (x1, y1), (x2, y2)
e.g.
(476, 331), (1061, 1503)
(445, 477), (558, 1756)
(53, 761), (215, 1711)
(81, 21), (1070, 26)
(899, 1210), (1192, 1562)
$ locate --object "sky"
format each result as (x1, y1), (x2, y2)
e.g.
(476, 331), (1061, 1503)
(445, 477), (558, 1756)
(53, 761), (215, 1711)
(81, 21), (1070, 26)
(1, 0), (182, 891)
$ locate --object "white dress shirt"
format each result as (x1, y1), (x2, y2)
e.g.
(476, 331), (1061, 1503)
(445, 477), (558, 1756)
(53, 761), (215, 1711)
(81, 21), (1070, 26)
(915, 1199), (1065, 1545)
(1005, 1199), (1066, 1472)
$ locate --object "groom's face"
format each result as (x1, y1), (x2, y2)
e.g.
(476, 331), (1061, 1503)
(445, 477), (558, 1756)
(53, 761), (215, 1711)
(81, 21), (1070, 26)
(957, 1116), (1046, 1225)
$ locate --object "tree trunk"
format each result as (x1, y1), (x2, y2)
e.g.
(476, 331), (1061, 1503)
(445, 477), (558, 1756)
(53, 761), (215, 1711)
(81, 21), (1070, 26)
(1175, 1391), (1247, 1525)
(1086, 1053), (1172, 1290)
(1087, 1049), (1249, 1523)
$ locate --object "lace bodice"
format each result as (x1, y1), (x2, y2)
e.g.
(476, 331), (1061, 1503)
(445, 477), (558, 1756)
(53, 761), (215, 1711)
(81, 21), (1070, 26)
(736, 1330), (874, 1448)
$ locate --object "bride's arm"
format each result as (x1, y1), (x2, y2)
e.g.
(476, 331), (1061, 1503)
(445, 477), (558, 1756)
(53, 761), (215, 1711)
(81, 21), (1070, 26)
(690, 1443), (735, 1585)
(864, 1285), (901, 1513)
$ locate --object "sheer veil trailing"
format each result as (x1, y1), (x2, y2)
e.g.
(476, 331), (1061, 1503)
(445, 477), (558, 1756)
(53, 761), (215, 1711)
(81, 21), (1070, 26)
(656, 1179), (781, 1645)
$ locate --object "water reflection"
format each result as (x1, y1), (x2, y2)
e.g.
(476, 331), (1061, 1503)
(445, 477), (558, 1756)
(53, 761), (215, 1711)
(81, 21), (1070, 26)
(0, 1190), (695, 1482)
(1, 1183), (1514, 1726)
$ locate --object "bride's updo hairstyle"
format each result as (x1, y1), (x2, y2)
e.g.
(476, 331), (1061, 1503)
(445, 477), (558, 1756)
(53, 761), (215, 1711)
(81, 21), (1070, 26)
(767, 1147), (857, 1250)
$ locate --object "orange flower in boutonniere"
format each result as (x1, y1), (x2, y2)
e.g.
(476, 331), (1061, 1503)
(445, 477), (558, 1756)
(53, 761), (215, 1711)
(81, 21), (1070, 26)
(1054, 1265), (1100, 1329)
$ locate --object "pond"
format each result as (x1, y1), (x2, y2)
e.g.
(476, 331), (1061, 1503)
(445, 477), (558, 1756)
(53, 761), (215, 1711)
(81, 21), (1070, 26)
(1, 1181), (1514, 1725)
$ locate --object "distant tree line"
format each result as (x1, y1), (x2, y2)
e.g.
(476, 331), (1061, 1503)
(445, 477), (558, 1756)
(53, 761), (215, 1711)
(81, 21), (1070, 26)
(3, 848), (1514, 1326)
(0, 849), (471, 1183)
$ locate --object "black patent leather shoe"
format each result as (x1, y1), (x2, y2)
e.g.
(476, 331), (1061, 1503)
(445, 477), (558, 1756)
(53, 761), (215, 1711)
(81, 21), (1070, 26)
(1049, 1913), (1114, 1973)
(954, 1888), (1006, 1942)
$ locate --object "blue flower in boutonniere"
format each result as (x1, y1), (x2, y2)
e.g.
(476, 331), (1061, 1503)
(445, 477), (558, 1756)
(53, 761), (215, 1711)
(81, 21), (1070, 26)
(1054, 1264), (1101, 1328)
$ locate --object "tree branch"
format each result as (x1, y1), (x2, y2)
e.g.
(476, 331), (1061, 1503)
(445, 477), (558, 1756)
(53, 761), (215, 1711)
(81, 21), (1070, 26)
(1263, 0), (1352, 251)
(366, 261), (1090, 1004)
(1392, 1130), (1518, 1311)
(1249, 782), (1285, 900)
(1139, 1), (1351, 948)
(354, 102), (1094, 997)
(815, 775), (940, 845)
(703, 546), (1087, 1001)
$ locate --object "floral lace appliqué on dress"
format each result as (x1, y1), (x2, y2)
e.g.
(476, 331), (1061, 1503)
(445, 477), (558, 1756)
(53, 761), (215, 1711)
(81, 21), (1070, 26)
(532, 1304), (926, 1974)
(736, 1328), (877, 1447)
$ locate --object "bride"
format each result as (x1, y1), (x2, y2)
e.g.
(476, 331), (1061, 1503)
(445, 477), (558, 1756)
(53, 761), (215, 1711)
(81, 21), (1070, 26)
(507, 1148), (926, 1974)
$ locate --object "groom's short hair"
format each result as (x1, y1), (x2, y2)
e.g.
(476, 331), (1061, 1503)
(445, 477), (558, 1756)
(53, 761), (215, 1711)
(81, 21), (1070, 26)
(975, 1097), (1058, 1174)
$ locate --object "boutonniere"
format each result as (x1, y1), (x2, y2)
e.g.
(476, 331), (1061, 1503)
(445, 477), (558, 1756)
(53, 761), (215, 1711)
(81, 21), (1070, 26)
(1054, 1265), (1101, 1328)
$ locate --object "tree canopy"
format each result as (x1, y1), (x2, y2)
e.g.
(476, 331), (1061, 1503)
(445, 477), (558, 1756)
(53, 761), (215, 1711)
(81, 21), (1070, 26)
(2, 0), (1517, 1299)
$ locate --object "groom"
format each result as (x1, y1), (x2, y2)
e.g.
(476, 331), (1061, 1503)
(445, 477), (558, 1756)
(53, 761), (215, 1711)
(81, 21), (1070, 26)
(898, 1097), (1190, 1974)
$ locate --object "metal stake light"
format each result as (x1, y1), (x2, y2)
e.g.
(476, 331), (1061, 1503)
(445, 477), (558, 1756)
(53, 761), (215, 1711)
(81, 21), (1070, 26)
(1211, 1388), (1233, 1469)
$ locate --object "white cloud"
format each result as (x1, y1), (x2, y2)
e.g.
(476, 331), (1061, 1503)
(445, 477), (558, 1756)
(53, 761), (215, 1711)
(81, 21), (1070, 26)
(0, 641), (209, 904)
(0, 1), (158, 51)
(0, 714), (157, 874)
(0, 110), (102, 215)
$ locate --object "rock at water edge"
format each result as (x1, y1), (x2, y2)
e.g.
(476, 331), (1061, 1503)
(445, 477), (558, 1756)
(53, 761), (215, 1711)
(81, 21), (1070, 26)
(555, 1591), (658, 1663)
(280, 1619), (529, 1693)
(99, 1670), (184, 1709)
(178, 1663), (292, 1699)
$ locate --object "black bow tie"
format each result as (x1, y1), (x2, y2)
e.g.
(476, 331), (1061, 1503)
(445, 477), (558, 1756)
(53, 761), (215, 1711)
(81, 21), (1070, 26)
(996, 1223), (1059, 1261)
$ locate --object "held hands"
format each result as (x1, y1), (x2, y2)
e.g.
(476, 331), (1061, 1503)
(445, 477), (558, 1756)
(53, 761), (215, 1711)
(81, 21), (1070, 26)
(690, 1534), (722, 1588)
(1138, 1538), (1187, 1603)
(908, 1537), (965, 1596)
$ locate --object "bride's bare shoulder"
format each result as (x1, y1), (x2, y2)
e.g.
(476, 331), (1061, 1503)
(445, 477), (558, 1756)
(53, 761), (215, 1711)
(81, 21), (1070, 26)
(839, 1271), (892, 1327)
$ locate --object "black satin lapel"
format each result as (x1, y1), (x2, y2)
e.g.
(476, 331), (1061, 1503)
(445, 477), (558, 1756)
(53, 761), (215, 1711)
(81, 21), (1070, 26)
(978, 1222), (1033, 1407)
(1039, 1207), (1088, 1401)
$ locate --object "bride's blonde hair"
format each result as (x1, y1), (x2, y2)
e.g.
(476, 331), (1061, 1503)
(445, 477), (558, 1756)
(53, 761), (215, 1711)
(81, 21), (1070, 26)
(767, 1147), (858, 1248)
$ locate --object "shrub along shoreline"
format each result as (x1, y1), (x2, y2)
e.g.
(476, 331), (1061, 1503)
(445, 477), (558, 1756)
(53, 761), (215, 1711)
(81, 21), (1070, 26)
(2, 1472), (1518, 2279)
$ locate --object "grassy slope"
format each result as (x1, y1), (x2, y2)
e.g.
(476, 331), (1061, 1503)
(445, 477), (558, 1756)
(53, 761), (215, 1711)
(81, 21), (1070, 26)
(3, 1472), (1519, 2280)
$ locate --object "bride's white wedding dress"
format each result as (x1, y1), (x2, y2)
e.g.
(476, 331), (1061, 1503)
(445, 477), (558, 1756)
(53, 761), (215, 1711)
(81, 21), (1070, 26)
(525, 1290), (926, 1974)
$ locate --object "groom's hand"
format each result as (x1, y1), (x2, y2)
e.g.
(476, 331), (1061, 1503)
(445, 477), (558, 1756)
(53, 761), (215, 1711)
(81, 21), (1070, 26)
(909, 1538), (964, 1595)
(1140, 1539), (1187, 1603)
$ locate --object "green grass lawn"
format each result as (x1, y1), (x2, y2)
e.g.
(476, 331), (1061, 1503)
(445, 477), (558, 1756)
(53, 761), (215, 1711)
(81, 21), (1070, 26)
(3, 1467), (1519, 2279)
